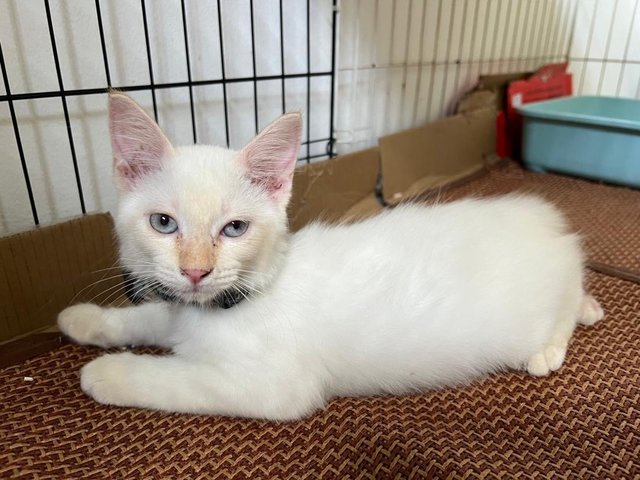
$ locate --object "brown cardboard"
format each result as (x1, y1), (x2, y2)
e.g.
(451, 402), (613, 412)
(0, 213), (124, 344)
(477, 71), (532, 90)
(457, 72), (532, 115)
(288, 147), (381, 231)
(341, 195), (384, 221)
(477, 71), (532, 111)
(379, 107), (497, 205)
(457, 90), (497, 115)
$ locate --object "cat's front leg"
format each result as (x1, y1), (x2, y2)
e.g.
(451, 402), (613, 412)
(80, 352), (325, 420)
(58, 302), (174, 348)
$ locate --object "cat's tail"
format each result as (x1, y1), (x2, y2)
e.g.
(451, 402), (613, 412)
(578, 294), (605, 326)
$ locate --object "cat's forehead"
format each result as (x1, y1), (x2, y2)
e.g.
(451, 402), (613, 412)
(168, 145), (242, 188)
(172, 145), (238, 171)
(160, 145), (260, 217)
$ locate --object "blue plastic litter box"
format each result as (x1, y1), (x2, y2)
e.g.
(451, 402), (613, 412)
(517, 96), (640, 188)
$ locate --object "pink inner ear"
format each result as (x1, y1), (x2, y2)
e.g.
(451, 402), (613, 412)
(109, 92), (173, 189)
(241, 113), (302, 202)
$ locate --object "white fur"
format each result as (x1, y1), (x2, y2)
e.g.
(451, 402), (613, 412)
(58, 95), (604, 420)
(59, 193), (604, 420)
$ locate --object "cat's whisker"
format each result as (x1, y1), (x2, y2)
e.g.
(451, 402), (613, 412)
(69, 275), (125, 306)
(233, 279), (264, 298)
(233, 268), (270, 278)
(230, 277), (264, 291)
(118, 260), (159, 268)
(126, 286), (156, 306)
(68, 261), (149, 304)
(101, 255), (157, 266)
(94, 282), (138, 307)
(69, 270), (160, 305)
(96, 275), (162, 306)
(219, 289), (232, 306)
(89, 264), (125, 275)
(95, 274), (161, 307)
(106, 279), (164, 308)
(235, 283), (262, 298)
(112, 283), (156, 308)
(229, 284), (254, 304)
(110, 293), (133, 309)
(81, 279), (137, 307)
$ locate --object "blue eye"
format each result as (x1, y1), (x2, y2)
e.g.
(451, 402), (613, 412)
(222, 220), (249, 238)
(149, 214), (178, 234)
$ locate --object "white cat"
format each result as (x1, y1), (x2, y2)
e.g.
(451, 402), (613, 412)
(58, 92), (604, 421)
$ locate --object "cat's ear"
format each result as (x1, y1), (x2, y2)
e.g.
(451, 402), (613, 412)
(239, 112), (302, 204)
(109, 91), (173, 190)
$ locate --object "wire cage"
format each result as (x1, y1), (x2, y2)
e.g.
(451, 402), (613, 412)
(2, 3), (640, 477)
(1, 0), (639, 237)
(0, 0), (338, 234)
(335, 0), (640, 150)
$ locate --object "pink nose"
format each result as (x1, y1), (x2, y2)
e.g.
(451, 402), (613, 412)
(181, 268), (212, 285)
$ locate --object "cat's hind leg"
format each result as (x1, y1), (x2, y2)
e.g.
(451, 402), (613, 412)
(58, 302), (174, 349)
(578, 294), (604, 326)
(526, 292), (603, 377)
(526, 318), (574, 377)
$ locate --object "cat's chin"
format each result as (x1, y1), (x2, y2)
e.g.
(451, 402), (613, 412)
(122, 269), (245, 309)
(154, 285), (245, 309)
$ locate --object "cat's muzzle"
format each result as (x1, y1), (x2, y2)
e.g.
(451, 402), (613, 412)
(121, 269), (244, 309)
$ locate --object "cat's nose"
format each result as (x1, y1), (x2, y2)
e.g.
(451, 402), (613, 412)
(181, 268), (212, 285)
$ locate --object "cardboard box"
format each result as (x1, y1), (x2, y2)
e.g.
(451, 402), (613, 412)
(380, 107), (496, 205)
(458, 71), (532, 115)
(288, 147), (382, 230)
(1, 108), (496, 346)
(457, 71), (532, 159)
(0, 213), (125, 344)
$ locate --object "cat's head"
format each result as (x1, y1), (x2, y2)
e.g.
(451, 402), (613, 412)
(109, 92), (301, 306)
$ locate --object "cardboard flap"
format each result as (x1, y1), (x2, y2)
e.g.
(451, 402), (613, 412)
(398, 163), (487, 203)
(477, 71), (532, 90)
(0, 213), (123, 343)
(340, 194), (384, 223)
(379, 108), (496, 205)
(288, 148), (381, 231)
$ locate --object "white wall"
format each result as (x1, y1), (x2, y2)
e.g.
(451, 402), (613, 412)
(2, 0), (640, 236)
(568, 0), (640, 97)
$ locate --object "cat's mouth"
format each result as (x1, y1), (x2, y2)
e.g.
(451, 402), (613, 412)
(122, 270), (245, 309)
(153, 284), (245, 309)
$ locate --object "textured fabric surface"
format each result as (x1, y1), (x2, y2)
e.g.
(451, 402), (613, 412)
(1, 271), (639, 479)
(3, 164), (640, 479)
(434, 161), (640, 279)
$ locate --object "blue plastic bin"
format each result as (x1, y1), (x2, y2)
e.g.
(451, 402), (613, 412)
(517, 96), (640, 188)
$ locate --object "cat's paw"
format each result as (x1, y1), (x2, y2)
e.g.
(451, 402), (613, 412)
(526, 353), (550, 377)
(58, 304), (118, 348)
(579, 294), (604, 326)
(80, 353), (136, 407)
(526, 344), (567, 377)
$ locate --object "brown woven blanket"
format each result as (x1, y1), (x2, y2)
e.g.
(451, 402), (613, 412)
(2, 163), (639, 479)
